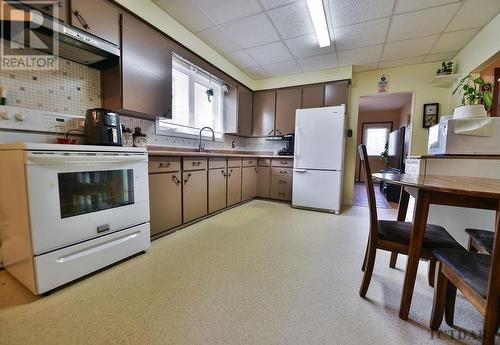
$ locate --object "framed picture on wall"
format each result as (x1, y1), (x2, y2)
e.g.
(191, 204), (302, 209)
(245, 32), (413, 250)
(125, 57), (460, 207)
(423, 103), (439, 128)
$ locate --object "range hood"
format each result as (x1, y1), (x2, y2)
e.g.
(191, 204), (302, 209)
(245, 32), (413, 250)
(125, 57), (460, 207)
(1, 2), (119, 69)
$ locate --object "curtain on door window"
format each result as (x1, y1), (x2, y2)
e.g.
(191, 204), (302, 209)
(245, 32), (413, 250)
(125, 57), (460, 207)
(363, 123), (392, 156)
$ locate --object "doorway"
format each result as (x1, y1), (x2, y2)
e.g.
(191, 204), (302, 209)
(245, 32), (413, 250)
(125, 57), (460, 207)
(353, 92), (413, 209)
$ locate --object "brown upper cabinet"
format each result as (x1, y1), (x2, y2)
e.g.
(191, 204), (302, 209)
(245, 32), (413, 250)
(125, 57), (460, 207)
(301, 85), (324, 108)
(69, 0), (120, 46)
(325, 81), (349, 108)
(237, 86), (254, 136)
(27, 0), (69, 22)
(275, 88), (301, 135)
(102, 13), (173, 120)
(253, 90), (276, 137)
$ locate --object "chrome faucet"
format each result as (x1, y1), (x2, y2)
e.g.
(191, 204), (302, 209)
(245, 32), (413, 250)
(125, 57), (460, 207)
(198, 126), (215, 152)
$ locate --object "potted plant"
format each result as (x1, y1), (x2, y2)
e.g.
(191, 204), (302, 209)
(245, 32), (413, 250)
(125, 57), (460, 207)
(436, 61), (454, 75)
(380, 142), (389, 168)
(452, 74), (493, 119)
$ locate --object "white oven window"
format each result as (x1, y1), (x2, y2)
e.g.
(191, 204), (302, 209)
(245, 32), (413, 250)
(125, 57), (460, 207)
(58, 169), (135, 218)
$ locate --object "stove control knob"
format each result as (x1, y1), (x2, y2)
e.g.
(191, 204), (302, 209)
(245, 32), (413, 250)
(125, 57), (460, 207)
(14, 111), (25, 121)
(0, 111), (9, 120)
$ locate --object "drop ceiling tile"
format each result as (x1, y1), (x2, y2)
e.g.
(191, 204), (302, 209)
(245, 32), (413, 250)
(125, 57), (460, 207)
(262, 60), (302, 76)
(154, 0), (215, 32)
(245, 66), (268, 79)
(225, 50), (258, 69)
(220, 13), (280, 48)
(430, 28), (480, 53)
(197, 27), (242, 54)
(382, 35), (439, 60)
(424, 51), (458, 62)
(297, 53), (339, 72)
(353, 64), (379, 72)
(267, 1), (314, 39)
(378, 56), (425, 69)
(246, 41), (293, 65)
(337, 45), (383, 66)
(334, 18), (390, 51)
(327, 0), (394, 27)
(395, 0), (459, 14)
(192, 0), (261, 25)
(387, 3), (461, 41)
(447, 0), (500, 32)
(259, 0), (299, 10)
(284, 33), (335, 58)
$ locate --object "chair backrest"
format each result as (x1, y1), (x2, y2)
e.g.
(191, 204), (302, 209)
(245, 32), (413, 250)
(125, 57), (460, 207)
(358, 144), (378, 233)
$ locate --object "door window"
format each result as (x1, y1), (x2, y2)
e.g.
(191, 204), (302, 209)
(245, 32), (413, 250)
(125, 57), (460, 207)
(58, 169), (134, 218)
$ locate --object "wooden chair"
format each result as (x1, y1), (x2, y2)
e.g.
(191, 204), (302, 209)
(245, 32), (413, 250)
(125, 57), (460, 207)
(358, 144), (463, 297)
(430, 246), (499, 345)
(465, 228), (494, 254)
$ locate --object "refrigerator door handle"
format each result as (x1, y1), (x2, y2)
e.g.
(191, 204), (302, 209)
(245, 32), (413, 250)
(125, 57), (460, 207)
(294, 169), (307, 173)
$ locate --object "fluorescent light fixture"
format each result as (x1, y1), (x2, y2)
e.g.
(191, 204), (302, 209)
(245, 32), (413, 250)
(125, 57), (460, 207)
(306, 0), (331, 48)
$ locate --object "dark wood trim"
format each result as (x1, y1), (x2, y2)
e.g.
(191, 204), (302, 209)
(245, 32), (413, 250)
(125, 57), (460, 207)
(491, 68), (500, 117)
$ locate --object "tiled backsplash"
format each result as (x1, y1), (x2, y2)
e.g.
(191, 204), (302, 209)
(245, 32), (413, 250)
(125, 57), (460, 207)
(0, 58), (101, 116)
(0, 56), (284, 152)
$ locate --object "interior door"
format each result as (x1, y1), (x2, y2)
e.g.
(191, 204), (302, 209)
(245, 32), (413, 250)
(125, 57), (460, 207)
(294, 106), (345, 170)
(358, 122), (392, 181)
(292, 169), (342, 212)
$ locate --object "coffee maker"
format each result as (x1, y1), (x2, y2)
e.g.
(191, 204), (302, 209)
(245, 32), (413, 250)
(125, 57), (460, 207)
(278, 134), (295, 156)
(84, 108), (123, 146)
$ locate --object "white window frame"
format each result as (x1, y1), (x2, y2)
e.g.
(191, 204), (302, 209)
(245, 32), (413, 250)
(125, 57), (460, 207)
(156, 54), (225, 141)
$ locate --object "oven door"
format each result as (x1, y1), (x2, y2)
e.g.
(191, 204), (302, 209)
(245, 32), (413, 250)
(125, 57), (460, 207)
(25, 151), (149, 255)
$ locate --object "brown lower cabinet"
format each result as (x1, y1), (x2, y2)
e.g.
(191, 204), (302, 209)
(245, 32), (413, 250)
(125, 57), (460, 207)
(148, 172), (182, 236)
(256, 166), (271, 198)
(227, 167), (242, 206)
(209, 168), (227, 213)
(242, 167), (258, 201)
(183, 169), (208, 223)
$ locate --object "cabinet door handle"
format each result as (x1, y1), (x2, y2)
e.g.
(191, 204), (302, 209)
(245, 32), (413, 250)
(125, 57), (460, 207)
(255, 168), (258, 173)
(221, 170), (227, 177)
(268, 129), (274, 136)
(171, 175), (181, 186)
(73, 10), (90, 30)
(183, 173), (192, 184)
(228, 169), (233, 177)
(280, 170), (287, 174)
(192, 161), (201, 166)
(280, 161), (287, 165)
(159, 162), (171, 168)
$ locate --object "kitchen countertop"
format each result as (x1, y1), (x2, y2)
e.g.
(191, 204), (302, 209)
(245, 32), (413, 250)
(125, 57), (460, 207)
(147, 147), (294, 159)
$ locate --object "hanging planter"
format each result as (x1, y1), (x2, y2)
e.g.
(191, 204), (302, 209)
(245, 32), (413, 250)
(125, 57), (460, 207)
(206, 88), (214, 102)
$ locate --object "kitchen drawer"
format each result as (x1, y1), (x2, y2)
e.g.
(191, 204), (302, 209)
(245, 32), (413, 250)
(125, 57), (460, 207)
(228, 157), (242, 167)
(258, 158), (271, 167)
(270, 177), (292, 201)
(242, 158), (257, 167)
(271, 167), (293, 176)
(209, 157), (227, 169)
(148, 156), (181, 173)
(272, 175), (292, 189)
(183, 157), (208, 171)
(271, 159), (293, 168)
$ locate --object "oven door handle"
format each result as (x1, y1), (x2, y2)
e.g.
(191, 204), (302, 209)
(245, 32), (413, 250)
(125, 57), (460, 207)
(27, 153), (148, 164)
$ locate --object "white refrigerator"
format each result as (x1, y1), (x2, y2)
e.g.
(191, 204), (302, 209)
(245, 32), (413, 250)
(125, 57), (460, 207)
(292, 105), (346, 214)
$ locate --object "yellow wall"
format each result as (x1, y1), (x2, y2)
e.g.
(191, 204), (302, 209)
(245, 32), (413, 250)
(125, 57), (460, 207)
(343, 62), (451, 205)
(115, 0), (255, 88)
(253, 66), (352, 90)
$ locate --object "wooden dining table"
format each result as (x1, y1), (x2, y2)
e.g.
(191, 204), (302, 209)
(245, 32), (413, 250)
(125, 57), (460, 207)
(372, 173), (500, 320)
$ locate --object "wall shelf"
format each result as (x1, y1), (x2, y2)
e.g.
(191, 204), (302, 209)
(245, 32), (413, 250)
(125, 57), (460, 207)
(430, 74), (461, 87)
